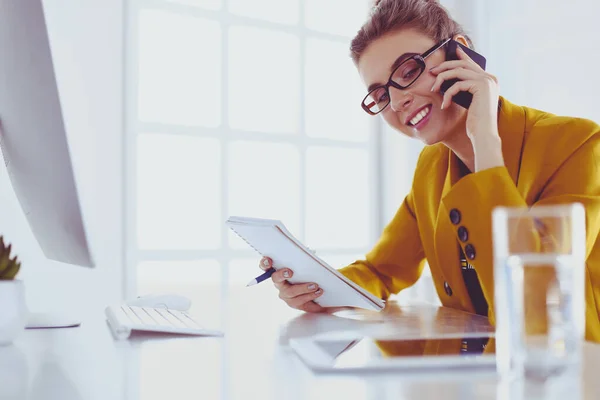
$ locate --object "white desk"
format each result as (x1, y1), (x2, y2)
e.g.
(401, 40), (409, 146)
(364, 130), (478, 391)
(3, 289), (600, 400)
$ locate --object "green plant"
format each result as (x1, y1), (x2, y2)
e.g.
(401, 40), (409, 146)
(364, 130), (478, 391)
(0, 236), (21, 280)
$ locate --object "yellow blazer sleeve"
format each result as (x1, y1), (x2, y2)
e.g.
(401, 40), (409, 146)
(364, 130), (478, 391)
(339, 189), (426, 300)
(441, 135), (600, 342)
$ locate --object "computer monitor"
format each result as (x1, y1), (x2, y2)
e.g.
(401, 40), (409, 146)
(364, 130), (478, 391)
(0, 0), (95, 327)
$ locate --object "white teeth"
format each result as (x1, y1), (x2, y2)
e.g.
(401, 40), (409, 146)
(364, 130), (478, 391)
(409, 106), (431, 126)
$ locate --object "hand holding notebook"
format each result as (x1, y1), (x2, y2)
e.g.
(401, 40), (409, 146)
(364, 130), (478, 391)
(225, 216), (385, 312)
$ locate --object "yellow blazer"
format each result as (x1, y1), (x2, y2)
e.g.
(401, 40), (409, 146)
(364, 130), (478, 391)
(340, 97), (600, 343)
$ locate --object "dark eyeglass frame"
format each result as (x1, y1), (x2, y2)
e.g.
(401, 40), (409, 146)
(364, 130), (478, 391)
(361, 37), (453, 115)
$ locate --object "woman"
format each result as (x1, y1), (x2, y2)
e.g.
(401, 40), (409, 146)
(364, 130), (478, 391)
(258, 0), (600, 342)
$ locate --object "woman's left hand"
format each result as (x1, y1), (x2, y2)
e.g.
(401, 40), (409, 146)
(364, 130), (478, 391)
(430, 45), (504, 171)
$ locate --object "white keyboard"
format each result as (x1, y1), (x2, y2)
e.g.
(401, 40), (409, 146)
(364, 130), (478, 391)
(105, 305), (223, 340)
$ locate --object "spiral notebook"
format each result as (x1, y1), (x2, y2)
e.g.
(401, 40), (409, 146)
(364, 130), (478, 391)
(226, 216), (385, 311)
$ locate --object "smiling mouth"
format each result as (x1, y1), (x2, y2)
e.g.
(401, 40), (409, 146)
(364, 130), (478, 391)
(407, 105), (432, 127)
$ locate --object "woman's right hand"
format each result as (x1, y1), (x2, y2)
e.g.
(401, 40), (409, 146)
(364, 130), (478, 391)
(259, 256), (325, 313)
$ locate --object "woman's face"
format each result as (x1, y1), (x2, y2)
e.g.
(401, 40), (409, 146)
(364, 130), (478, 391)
(357, 28), (466, 145)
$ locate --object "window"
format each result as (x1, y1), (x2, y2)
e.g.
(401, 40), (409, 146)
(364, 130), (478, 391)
(124, 0), (377, 328)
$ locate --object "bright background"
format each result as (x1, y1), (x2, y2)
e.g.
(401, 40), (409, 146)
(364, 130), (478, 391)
(0, 0), (598, 325)
(0, 1), (599, 397)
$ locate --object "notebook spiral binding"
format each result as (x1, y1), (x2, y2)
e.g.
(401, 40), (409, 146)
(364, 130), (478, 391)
(228, 224), (263, 257)
(229, 221), (317, 263)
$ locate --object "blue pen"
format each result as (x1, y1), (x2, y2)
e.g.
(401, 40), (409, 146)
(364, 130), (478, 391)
(246, 268), (275, 287)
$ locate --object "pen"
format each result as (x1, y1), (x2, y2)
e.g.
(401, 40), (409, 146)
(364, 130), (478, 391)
(246, 268), (275, 287)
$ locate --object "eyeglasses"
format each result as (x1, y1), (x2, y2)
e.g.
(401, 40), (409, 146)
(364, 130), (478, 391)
(361, 37), (452, 115)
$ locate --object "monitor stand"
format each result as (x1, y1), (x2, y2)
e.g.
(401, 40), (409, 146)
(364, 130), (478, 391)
(26, 313), (80, 329)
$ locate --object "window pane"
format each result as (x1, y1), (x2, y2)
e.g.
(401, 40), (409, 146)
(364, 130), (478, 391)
(304, 0), (369, 37)
(305, 147), (370, 249)
(227, 141), (301, 249)
(165, 0), (221, 10)
(137, 134), (221, 250)
(228, 27), (300, 133)
(229, 0), (299, 25)
(382, 123), (423, 223)
(305, 38), (370, 142)
(138, 9), (221, 127)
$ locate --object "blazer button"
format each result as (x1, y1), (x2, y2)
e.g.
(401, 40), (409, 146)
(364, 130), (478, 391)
(449, 209), (461, 225)
(444, 281), (453, 296)
(465, 244), (476, 260)
(458, 226), (469, 242)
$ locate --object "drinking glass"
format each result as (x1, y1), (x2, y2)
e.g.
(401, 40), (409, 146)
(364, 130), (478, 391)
(492, 203), (586, 381)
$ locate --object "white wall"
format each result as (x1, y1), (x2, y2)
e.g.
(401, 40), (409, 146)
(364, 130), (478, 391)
(487, 0), (600, 123)
(0, 0), (124, 316)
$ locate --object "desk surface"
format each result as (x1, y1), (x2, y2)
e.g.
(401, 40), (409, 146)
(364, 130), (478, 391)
(4, 289), (600, 400)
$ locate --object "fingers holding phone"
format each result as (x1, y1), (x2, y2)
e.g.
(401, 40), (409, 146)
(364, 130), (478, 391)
(431, 40), (488, 109)
(431, 40), (503, 171)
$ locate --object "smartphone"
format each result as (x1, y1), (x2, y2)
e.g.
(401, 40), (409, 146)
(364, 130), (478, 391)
(440, 40), (487, 109)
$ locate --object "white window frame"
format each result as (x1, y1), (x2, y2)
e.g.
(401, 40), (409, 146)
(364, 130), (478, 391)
(122, 0), (383, 299)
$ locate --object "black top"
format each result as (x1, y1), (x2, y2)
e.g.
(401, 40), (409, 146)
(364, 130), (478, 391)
(460, 246), (489, 317)
(456, 158), (489, 317)
(457, 159), (490, 354)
